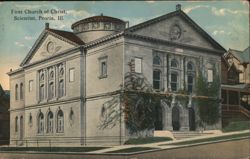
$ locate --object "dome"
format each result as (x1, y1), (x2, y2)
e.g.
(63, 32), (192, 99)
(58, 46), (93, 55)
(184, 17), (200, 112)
(71, 14), (126, 43)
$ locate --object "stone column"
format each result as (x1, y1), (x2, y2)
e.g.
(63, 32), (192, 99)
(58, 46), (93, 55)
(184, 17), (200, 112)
(180, 108), (189, 131)
(180, 95), (192, 131)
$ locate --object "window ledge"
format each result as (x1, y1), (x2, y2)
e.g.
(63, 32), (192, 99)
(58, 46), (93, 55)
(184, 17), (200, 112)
(99, 75), (108, 79)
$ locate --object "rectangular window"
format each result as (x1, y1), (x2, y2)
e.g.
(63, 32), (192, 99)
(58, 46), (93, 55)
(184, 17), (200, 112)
(101, 61), (107, 76)
(153, 70), (161, 90)
(99, 56), (108, 78)
(69, 68), (75, 82)
(29, 80), (33, 92)
(135, 58), (142, 73)
(187, 75), (194, 93)
(171, 73), (178, 91)
(207, 69), (213, 82)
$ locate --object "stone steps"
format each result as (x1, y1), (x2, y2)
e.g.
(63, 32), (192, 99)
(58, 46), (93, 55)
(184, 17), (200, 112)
(172, 131), (214, 140)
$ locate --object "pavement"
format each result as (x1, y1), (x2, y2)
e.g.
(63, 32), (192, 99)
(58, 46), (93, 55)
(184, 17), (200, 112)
(88, 130), (250, 153)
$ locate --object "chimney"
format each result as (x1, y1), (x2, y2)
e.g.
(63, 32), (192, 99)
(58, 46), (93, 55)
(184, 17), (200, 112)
(45, 23), (49, 29)
(176, 4), (181, 11)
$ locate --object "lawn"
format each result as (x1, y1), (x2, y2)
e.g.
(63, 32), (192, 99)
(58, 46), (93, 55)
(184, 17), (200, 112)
(106, 147), (158, 153)
(164, 132), (250, 146)
(0, 146), (109, 152)
(223, 121), (250, 132)
(125, 137), (172, 145)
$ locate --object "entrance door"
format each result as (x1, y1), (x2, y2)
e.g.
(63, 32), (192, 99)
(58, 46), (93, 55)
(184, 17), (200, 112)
(154, 104), (163, 130)
(189, 108), (196, 131)
(172, 106), (180, 131)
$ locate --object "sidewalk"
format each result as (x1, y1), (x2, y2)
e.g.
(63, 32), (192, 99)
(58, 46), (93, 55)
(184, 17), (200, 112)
(88, 130), (250, 153)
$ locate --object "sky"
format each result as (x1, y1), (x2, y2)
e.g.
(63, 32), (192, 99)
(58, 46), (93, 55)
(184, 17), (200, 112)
(0, 1), (249, 90)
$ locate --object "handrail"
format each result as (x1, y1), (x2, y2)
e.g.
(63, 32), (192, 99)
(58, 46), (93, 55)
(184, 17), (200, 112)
(222, 104), (250, 118)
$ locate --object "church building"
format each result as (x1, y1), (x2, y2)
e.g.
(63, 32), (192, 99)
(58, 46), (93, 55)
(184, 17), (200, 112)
(8, 5), (226, 146)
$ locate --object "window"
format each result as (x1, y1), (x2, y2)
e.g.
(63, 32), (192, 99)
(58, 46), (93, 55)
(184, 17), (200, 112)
(188, 75), (194, 93)
(153, 56), (161, 65)
(29, 80), (33, 92)
(171, 72), (178, 91)
(99, 57), (108, 78)
(171, 59), (178, 68)
(207, 69), (213, 82)
(101, 61), (107, 76)
(187, 62), (194, 71)
(59, 68), (64, 76)
(69, 68), (75, 82)
(28, 113), (32, 126)
(40, 73), (44, 81)
(47, 111), (53, 133)
(153, 70), (161, 90)
(15, 116), (18, 132)
(59, 80), (64, 98)
(20, 83), (23, 100)
(38, 112), (44, 134)
(48, 82), (54, 100)
(15, 84), (18, 100)
(135, 58), (142, 73)
(57, 110), (64, 133)
(49, 71), (54, 79)
(40, 84), (45, 100)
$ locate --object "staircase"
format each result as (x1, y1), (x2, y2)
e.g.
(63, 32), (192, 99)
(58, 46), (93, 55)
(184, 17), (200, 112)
(172, 131), (214, 140)
(222, 104), (250, 127)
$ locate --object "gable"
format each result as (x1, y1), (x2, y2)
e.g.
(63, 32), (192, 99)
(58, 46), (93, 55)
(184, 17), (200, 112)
(21, 28), (84, 66)
(28, 34), (75, 64)
(127, 11), (225, 51)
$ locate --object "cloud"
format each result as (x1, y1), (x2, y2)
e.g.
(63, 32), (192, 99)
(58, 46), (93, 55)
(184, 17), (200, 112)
(241, 0), (249, 7)
(183, 5), (210, 13)
(15, 41), (24, 47)
(212, 30), (231, 36)
(15, 4), (52, 9)
(67, 10), (93, 19)
(146, 1), (155, 3)
(211, 7), (248, 16)
(24, 36), (33, 40)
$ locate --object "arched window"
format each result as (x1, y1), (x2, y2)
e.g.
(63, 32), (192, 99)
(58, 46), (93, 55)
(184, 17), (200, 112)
(40, 73), (44, 81)
(57, 109), (64, 133)
(153, 70), (161, 90)
(15, 116), (18, 132)
(171, 59), (178, 68)
(187, 62), (194, 71)
(38, 112), (44, 134)
(59, 80), (64, 98)
(50, 71), (54, 79)
(153, 56), (161, 65)
(47, 111), (53, 133)
(48, 82), (54, 100)
(187, 75), (194, 93)
(15, 84), (18, 100)
(40, 84), (45, 100)
(20, 83), (23, 100)
(171, 72), (178, 91)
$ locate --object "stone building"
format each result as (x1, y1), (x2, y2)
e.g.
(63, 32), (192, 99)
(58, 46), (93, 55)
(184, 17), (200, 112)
(8, 5), (225, 146)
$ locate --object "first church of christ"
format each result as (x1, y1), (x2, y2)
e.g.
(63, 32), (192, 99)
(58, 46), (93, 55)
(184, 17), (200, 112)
(8, 5), (225, 146)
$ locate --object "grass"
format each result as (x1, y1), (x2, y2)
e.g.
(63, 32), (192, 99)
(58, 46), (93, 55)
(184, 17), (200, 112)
(0, 147), (109, 152)
(164, 132), (250, 146)
(106, 147), (158, 153)
(223, 121), (250, 132)
(124, 137), (172, 145)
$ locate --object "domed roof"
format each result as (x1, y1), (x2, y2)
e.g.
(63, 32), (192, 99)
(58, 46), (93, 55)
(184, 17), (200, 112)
(71, 14), (125, 29)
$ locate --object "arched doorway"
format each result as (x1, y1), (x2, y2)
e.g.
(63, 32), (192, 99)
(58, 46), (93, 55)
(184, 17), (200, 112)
(189, 108), (196, 131)
(154, 104), (163, 130)
(172, 106), (180, 131)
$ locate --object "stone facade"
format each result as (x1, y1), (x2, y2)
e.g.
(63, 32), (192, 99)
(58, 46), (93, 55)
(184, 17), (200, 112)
(8, 6), (225, 146)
